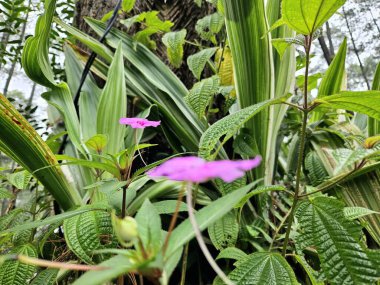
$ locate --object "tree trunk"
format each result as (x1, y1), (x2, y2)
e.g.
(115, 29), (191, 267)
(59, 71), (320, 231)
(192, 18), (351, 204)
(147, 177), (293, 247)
(74, 0), (214, 87)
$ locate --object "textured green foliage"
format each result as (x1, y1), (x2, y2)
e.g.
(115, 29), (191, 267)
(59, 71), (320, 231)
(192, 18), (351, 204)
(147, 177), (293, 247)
(235, 185), (287, 208)
(281, 0), (346, 35)
(97, 42), (126, 155)
(272, 36), (303, 59)
(195, 12), (224, 43)
(329, 148), (368, 175)
(162, 30), (187, 68)
(85, 134), (108, 153)
(30, 269), (59, 285)
(7, 170), (31, 189)
(199, 96), (288, 159)
(0, 187), (13, 199)
(187, 47), (218, 80)
(208, 210), (239, 250)
(185, 75), (220, 119)
(228, 252), (298, 284)
(63, 210), (115, 264)
(305, 152), (329, 186)
(135, 200), (161, 255)
(314, 91), (380, 120)
(343, 207), (380, 221)
(296, 197), (379, 284)
(0, 244), (37, 285)
(0, 94), (81, 210)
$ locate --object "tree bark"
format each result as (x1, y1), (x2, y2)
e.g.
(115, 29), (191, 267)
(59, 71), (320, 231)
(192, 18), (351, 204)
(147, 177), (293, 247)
(74, 0), (214, 87)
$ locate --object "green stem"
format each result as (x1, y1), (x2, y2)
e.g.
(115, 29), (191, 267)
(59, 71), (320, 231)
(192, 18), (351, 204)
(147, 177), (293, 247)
(282, 35), (312, 256)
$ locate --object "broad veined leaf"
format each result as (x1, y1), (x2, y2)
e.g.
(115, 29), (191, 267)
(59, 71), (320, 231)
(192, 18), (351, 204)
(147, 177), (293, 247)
(152, 200), (188, 215)
(281, 0), (346, 35)
(30, 269), (59, 285)
(162, 29), (187, 68)
(0, 244), (37, 285)
(296, 197), (379, 284)
(187, 47), (218, 80)
(7, 170), (32, 190)
(165, 183), (255, 260)
(85, 134), (108, 153)
(195, 12), (224, 43)
(328, 148), (369, 175)
(293, 255), (324, 285)
(63, 210), (116, 264)
(0, 94), (81, 210)
(0, 187), (13, 199)
(97, 42), (126, 155)
(228, 252), (299, 284)
(314, 91), (380, 120)
(343, 206), (380, 221)
(199, 95), (289, 159)
(208, 210), (239, 250)
(135, 200), (162, 255)
(0, 204), (110, 234)
(185, 75), (220, 119)
(272, 36), (303, 60)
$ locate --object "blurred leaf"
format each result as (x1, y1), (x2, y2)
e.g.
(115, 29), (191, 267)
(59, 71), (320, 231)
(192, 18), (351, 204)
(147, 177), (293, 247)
(344, 207), (380, 221)
(162, 30), (187, 68)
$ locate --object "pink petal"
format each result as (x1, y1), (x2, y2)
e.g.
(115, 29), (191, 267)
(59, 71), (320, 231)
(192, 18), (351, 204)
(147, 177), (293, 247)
(119, 118), (161, 129)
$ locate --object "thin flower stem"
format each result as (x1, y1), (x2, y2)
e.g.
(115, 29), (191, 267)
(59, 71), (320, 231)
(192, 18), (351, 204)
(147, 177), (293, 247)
(185, 182), (235, 285)
(134, 129), (147, 166)
(282, 36), (312, 256)
(16, 255), (108, 271)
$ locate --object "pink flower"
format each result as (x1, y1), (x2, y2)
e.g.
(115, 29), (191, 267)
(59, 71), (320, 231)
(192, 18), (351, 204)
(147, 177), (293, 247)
(148, 156), (262, 183)
(119, 118), (161, 129)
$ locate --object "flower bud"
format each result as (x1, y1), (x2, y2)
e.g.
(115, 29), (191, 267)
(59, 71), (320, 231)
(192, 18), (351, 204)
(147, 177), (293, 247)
(114, 216), (138, 243)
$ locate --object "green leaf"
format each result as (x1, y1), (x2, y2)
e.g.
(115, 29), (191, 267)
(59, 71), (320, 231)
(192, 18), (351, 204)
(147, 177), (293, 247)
(0, 94), (81, 210)
(97, 42), (126, 155)
(228, 252), (299, 284)
(343, 207), (380, 221)
(199, 95), (289, 160)
(293, 255), (324, 285)
(235, 185), (287, 208)
(314, 91), (380, 120)
(208, 210), (239, 250)
(165, 183), (254, 260)
(329, 148), (369, 175)
(122, 0), (136, 13)
(216, 247), (248, 262)
(222, 0), (276, 180)
(272, 37), (303, 60)
(162, 30), (187, 68)
(71, 255), (135, 285)
(195, 12), (224, 43)
(152, 200), (188, 215)
(85, 134), (108, 153)
(296, 197), (379, 284)
(135, 200), (162, 254)
(63, 210), (116, 264)
(187, 47), (218, 80)
(281, 0), (346, 35)
(311, 38), (347, 122)
(185, 75), (220, 119)
(0, 204), (110, 234)
(0, 187), (13, 199)
(30, 269), (59, 285)
(7, 170), (32, 189)
(368, 63), (380, 136)
(0, 244), (37, 285)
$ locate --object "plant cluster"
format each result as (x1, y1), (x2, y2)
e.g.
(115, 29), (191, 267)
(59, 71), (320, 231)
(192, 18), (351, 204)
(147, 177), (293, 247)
(0, 0), (380, 284)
